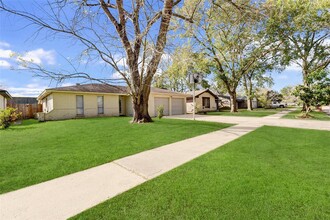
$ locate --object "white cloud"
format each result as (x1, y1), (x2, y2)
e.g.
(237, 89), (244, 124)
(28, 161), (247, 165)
(112, 71), (123, 79)
(0, 41), (10, 48)
(61, 82), (74, 87)
(0, 49), (13, 58)
(19, 48), (56, 65)
(0, 60), (11, 68)
(7, 85), (47, 97)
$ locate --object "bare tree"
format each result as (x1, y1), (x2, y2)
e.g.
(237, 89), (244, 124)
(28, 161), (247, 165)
(0, 0), (195, 123)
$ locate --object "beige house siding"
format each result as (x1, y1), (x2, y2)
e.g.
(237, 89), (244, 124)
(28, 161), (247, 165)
(125, 96), (133, 116)
(0, 94), (6, 110)
(149, 94), (186, 117)
(42, 92), (121, 120)
(37, 87), (187, 120)
(124, 94), (186, 118)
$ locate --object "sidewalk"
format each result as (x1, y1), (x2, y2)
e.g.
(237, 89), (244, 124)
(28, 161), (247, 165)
(0, 124), (260, 220)
(168, 110), (330, 131)
(1, 110), (328, 220)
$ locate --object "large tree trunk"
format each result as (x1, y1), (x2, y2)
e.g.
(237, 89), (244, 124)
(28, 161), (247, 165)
(131, 85), (153, 123)
(243, 75), (253, 111)
(247, 97), (253, 111)
(132, 100), (152, 123)
(229, 91), (238, 112)
(302, 62), (309, 112)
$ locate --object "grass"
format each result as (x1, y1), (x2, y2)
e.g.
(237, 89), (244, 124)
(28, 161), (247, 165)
(72, 126), (330, 220)
(206, 108), (286, 117)
(0, 117), (231, 194)
(283, 109), (330, 121)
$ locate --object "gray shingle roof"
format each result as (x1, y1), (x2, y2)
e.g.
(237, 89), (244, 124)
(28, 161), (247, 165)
(48, 83), (127, 94)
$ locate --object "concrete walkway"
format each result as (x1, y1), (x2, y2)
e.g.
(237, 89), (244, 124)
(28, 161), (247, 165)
(0, 124), (260, 220)
(168, 109), (330, 131)
(1, 109), (329, 220)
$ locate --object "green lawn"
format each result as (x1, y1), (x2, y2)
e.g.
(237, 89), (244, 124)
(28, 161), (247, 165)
(206, 108), (285, 117)
(72, 126), (330, 220)
(283, 109), (330, 121)
(0, 117), (231, 194)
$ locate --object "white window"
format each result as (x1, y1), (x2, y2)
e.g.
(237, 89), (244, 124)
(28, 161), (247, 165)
(76, 95), (84, 115)
(97, 96), (104, 114)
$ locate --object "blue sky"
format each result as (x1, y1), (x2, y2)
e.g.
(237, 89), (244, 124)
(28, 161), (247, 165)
(0, 1), (303, 97)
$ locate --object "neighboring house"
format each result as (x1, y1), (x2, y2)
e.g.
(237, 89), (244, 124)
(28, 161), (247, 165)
(0, 89), (12, 110)
(37, 83), (188, 121)
(186, 89), (218, 113)
(218, 95), (258, 109)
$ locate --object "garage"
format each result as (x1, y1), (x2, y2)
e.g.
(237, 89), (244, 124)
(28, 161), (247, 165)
(171, 98), (185, 115)
(154, 97), (169, 116)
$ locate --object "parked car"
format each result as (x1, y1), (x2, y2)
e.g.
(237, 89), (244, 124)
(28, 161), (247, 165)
(270, 101), (287, 108)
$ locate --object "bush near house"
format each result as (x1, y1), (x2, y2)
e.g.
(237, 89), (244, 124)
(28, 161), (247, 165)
(0, 107), (22, 129)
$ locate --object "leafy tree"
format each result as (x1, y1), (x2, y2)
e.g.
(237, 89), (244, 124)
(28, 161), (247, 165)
(0, 0), (194, 123)
(242, 66), (274, 111)
(256, 88), (282, 108)
(293, 70), (330, 117)
(153, 45), (210, 92)
(180, 0), (280, 112)
(280, 86), (299, 104)
(266, 0), (330, 109)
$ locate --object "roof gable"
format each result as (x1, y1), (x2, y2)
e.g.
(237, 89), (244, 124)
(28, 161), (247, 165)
(187, 89), (218, 99)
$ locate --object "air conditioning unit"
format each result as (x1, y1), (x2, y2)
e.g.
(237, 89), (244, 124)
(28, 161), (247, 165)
(37, 112), (46, 122)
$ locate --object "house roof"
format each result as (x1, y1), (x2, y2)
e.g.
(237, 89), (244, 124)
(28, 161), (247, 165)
(0, 89), (12, 99)
(38, 83), (188, 100)
(186, 89), (218, 99)
(8, 97), (38, 105)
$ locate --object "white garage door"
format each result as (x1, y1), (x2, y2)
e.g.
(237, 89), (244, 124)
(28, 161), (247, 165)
(171, 98), (184, 115)
(154, 97), (169, 116)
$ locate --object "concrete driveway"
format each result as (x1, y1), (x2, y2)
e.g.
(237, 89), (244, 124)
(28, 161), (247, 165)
(166, 110), (330, 131)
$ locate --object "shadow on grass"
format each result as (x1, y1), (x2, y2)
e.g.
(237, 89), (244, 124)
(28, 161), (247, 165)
(7, 119), (40, 131)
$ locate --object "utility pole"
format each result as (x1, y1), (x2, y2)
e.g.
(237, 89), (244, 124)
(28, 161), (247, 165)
(192, 81), (196, 120)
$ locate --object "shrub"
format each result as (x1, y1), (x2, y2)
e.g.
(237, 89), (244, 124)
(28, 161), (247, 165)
(157, 105), (164, 119)
(0, 108), (22, 129)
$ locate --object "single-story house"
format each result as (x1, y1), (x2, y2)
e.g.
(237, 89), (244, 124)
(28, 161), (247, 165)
(186, 89), (218, 113)
(0, 89), (12, 110)
(218, 95), (258, 109)
(37, 83), (188, 121)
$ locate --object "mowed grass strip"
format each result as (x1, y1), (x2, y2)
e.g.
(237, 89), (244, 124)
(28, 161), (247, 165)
(283, 109), (330, 121)
(207, 108), (284, 117)
(0, 117), (231, 194)
(72, 126), (330, 220)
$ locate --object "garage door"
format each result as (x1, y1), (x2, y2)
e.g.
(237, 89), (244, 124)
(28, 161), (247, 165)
(154, 97), (169, 116)
(171, 98), (184, 115)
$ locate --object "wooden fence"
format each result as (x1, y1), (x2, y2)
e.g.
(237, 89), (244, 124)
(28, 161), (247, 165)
(8, 103), (42, 119)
